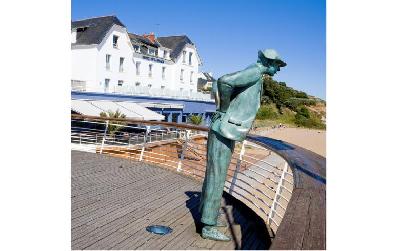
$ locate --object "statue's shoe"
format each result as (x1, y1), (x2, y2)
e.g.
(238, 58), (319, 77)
(201, 226), (231, 242)
(216, 217), (228, 227)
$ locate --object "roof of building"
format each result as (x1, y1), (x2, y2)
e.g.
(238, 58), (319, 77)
(157, 35), (194, 60)
(71, 15), (126, 45)
(203, 72), (215, 82)
(128, 33), (160, 48)
(71, 16), (196, 62)
(71, 99), (165, 120)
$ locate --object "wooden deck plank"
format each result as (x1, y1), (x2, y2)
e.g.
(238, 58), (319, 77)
(72, 180), (187, 243)
(87, 184), (196, 249)
(72, 151), (270, 250)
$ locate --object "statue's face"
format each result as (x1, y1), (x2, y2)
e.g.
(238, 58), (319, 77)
(265, 62), (280, 76)
(259, 55), (281, 76)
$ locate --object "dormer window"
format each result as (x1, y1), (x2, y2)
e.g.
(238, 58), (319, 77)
(182, 50), (187, 63)
(133, 45), (141, 53)
(189, 52), (193, 65)
(113, 35), (119, 48)
(164, 50), (169, 59)
(76, 26), (88, 32)
(148, 48), (156, 56)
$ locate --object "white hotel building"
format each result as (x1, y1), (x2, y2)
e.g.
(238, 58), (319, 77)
(71, 15), (211, 101)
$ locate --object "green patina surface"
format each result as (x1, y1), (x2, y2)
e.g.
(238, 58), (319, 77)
(199, 49), (286, 241)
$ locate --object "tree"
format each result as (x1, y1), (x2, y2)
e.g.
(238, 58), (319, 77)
(188, 114), (203, 125)
(99, 109), (127, 135)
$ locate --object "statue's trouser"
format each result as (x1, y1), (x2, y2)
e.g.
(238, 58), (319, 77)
(199, 128), (235, 226)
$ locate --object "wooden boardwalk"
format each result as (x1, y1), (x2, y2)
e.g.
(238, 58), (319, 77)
(72, 151), (271, 250)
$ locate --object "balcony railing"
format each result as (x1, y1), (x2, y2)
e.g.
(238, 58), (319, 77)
(71, 84), (214, 102)
(71, 114), (326, 249)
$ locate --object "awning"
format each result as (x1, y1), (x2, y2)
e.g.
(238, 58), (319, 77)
(71, 99), (104, 116)
(71, 99), (165, 121)
(115, 101), (165, 120)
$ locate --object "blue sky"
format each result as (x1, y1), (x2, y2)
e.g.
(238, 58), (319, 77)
(72, 0), (326, 99)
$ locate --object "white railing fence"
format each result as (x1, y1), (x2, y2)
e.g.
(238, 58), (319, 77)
(71, 84), (213, 102)
(71, 117), (293, 234)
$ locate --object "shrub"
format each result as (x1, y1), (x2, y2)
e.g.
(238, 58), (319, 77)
(294, 106), (325, 129)
(188, 114), (203, 125)
(99, 109), (127, 135)
(285, 98), (316, 110)
(256, 105), (278, 120)
(295, 91), (308, 99)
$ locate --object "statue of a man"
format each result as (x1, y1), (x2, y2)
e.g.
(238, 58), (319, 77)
(199, 49), (286, 241)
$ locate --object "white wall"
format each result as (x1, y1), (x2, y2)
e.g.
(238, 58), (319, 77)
(96, 25), (134, 92)
(173, 44), (200, 93)
(71, 46), (97, 89)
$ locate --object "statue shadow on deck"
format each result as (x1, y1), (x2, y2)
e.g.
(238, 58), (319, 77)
(185, 191), (272, 250)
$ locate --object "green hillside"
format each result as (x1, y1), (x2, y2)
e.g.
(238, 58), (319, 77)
(255, 76), (326, 129)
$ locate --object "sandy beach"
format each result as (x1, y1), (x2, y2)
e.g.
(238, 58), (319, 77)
(253, 127), (326, 157)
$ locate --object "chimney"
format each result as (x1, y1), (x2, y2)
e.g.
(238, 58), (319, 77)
(143, 32), (155, 43)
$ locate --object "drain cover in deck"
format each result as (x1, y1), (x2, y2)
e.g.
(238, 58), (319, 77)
(146, 225), (173, 235)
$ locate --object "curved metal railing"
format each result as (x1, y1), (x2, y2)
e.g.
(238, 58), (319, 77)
(71, 114), (304, 244)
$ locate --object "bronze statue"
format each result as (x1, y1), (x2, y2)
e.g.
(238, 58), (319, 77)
(199, 49), (286, 241)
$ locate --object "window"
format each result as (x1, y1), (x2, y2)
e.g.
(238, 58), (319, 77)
(76, 26), (88, 32)
(106, 54), (111, 70)
(163, 113), (169, 122)
(113, 35), (119, 48)
(161, 86), (165, 89)
(180, 69), (184, 81)
(164, 50), (169, 59)
(135, 82), (141, 86)
(118, 80), (123, 86)
(71, 80), (86, 91)
(136, 61), (141, 75)
(182, 115), (187, 123)
(180, 88), (183, 92)
(119, 57), (124, 72)
(148, 48), (156, 56)
(190, 71), (193, 83)
(133, 45), (140, 53)
(182, 50), (186, 63)
(189, 52), (193, 65)
(148, 64), (153, 78)
(162, 66), (166, 80)
(148, 84), (152, 88)
(172, 113), (179, 123)
(104, 79), (110, 92)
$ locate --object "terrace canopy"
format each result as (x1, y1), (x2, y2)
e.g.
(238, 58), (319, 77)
(71, 99), (165, 121)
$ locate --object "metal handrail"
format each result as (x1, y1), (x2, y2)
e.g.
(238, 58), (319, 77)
(71, 114), (294, 236)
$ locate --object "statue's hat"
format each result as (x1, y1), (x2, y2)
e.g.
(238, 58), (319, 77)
(259, 49), (287, 67)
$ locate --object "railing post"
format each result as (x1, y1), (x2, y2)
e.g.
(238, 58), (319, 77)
(79, 133), (82, 145)
(177, 130), (190, 172)
(139, 126), (150, 161)
(268, 162), (288, 225)
(99, 120), (109, 154)
(229, 140), (247, 194)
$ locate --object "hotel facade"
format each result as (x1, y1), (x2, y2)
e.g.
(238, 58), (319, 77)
(71, 15), (215, 123)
